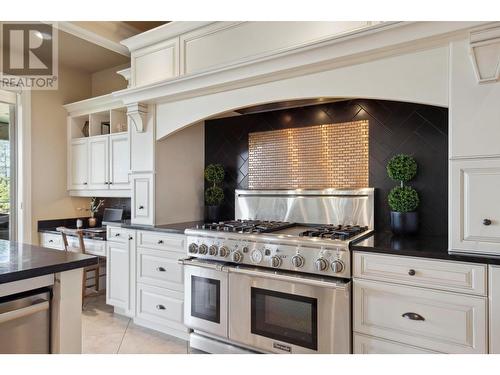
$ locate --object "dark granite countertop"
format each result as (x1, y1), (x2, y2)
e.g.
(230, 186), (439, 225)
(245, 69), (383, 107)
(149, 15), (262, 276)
(38, 228), (106, 241)
(352, 231), (500, 265)
(0, 240), (98, 284)
(109, 220), (204, 234)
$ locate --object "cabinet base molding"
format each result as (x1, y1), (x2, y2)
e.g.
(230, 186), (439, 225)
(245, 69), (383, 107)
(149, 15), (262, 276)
(133, 317), (189, 341)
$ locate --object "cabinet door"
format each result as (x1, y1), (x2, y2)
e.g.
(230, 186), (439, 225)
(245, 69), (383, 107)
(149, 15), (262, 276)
(106, 234), (135, 316)
(451, 158), (500, 255)
(489, 265), (500, 353)
(88, 136), (109, 190)
(69, 139), (88, 190)
(109, 133), (130, 189)
(131, 173), (154, 225)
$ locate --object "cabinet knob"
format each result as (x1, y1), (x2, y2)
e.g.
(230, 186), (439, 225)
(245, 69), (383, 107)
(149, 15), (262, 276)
(104, 182), (109, 185)
(156, 266), (166, 272)
(138, 205), (144, 210)
(83, 182), (88, 185)
(128, 236), (133, 240)
(115, 233), (120, 237)
(408, 269), (416, 276)
(402, 312), (425, 321)
(483, 219), (492, 226)
(158, 240), (164, 244)
(109, 181), (113, 185)
(156, 304), (166, 310)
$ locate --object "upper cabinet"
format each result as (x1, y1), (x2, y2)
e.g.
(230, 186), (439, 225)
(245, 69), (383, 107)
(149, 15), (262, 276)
(65, 95), (131, 197)
(121, 21), (378, 88)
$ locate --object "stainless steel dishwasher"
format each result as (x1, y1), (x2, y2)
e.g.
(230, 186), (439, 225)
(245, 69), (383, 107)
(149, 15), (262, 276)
(0, 287), (52, 354)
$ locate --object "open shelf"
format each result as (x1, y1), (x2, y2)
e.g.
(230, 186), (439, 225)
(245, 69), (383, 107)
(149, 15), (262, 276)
(70, 115), (90, 139)
(69, 107), (128, 140)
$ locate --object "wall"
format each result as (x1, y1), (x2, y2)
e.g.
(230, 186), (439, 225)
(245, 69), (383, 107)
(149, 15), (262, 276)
(155, 122), (205, 224)
(205, 99), (449, 236)
(31, 65), (93, 243)
(91, 63), (129, 97)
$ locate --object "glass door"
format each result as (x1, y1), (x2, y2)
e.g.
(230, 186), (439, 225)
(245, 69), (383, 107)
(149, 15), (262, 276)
(251, 287), (318, 350)
(0, 101), (15, 240)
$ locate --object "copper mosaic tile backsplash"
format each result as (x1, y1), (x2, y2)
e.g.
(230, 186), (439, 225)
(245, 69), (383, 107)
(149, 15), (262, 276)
(248, 120), (369, 189)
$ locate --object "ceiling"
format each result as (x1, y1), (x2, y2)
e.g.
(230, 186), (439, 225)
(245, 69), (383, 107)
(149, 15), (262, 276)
(58, 30), (130, 73)
(123, 21), (168, 32)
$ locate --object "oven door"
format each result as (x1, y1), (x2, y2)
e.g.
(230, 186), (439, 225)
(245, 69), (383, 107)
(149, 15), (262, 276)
(228, 266), (351, 354)
(183, 260), (229, 338)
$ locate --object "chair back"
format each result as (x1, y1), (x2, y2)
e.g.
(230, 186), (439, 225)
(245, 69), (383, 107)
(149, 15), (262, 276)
(56, 227), (86, 254)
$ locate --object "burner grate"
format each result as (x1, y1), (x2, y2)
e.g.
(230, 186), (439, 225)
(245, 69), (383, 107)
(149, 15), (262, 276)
(199, 219), (294, 233)
(298, 225), (369, 240)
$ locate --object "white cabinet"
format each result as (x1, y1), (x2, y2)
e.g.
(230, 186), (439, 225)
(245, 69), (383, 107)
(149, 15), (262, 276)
(106, 227), (136, 317)
(451, 158), (500, 255)
(354, 334), (440, 354)
(109, 133), (130, 189)
(353, 251), (488, 354)
(489, 265), (500, 353)
(134, 230), (188, 340)
(131, 173), (154, 226)
(68, 133), (130, 196)
(353, 279), (487, 354)
(88, 136), (109, 190)
(69, 139), (89, 190)
(132, 37), (179, 87)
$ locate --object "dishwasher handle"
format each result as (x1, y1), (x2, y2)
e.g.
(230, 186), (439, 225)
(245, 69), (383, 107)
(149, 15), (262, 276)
(0, 299), (50, 325)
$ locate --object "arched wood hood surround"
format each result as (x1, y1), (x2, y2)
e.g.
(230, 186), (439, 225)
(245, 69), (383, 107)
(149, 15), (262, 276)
(112, 21), (498, 140)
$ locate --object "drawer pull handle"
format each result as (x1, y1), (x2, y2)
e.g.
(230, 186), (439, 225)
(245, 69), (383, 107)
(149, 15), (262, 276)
(408, 269), (416, 276)
(138, 205), (144, 210)
(158, 240), (164, 244)
(48, 239), (54, 243)
(115, 233), (120, 237)
(156, 267), (166, 272)
(402, 312), (425, 321)
(156, 304), (166, 310)
(483, 219), (492, 226)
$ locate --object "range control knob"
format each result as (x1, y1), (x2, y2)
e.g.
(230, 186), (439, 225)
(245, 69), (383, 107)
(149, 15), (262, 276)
(232, 250), (243, 263)
(188, 243), (198, 254)
(330, 260), (345, 273)
(315, 258), (329, 272)
(198, 244), (208, 255)
(218, 246), (229, 258)
(270, 256), (282, 268)
(209, 245), (218, 256)
(291, 255), (305, 268)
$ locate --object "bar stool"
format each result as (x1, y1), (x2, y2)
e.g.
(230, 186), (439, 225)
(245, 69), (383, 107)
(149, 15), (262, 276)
(56, 227), (101, 307)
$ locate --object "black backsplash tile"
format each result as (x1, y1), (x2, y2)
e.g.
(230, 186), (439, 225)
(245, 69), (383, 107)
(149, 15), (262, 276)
(205, 99), (448, 235)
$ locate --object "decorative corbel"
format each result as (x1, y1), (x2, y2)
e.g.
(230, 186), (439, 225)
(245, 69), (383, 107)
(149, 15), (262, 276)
(469, 24), (500, 84)
(116, 68), (131, 88)
(127, 103), (148, 132)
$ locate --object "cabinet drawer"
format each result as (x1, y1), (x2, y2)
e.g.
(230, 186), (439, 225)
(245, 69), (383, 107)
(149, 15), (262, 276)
(451, 158), (500, 255)
(354, 334), (440, 354)
(353, 279), (487, 353)
(39, 233), (64, 250)
(137, 247), (184, 290)
(353, 252), (487, 296)
(107, 226), (130, 243)
(136, 284), (184, 326)
(137, 231), (184, 252)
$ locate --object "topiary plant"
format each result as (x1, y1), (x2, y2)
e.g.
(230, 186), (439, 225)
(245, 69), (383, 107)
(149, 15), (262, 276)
(204, 164), (225, 206)
(387, 154), (417, 186)
(204, 164), (225, 184)
(205, 186), (224, 206)
(388, 186), (419, 213)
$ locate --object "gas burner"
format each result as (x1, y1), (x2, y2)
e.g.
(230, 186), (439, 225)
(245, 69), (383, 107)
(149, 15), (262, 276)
(298, 225), (369, 241)
(198, 220), (295, 233)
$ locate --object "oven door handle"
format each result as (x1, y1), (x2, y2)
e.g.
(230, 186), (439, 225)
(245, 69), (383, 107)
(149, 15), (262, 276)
(228, 266), (350, 290)
(178, 257), (228, 272)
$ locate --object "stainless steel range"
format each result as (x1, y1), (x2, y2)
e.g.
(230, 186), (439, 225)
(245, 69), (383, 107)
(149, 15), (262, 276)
(181, 188), (374, 354)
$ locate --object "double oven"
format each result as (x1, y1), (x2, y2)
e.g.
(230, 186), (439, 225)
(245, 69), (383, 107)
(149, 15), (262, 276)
(183, 258), (351, 354)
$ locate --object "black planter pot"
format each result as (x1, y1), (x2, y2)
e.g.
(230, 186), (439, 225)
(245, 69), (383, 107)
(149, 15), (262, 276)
(390, 211), (419, 235)
(206, 205), (220, 222)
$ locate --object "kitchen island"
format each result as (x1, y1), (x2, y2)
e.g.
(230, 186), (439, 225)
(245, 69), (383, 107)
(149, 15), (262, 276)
(0, 240), (97, 354)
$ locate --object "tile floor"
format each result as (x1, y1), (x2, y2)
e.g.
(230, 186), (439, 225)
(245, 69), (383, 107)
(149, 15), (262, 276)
(82, 295), (191, 354)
